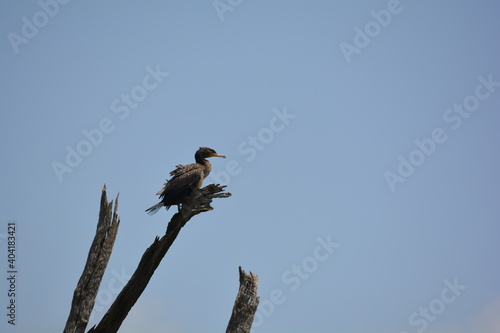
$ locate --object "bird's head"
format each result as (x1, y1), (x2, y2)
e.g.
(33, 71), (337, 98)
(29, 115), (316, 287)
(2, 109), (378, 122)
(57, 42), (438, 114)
(195, 147), (226, 162)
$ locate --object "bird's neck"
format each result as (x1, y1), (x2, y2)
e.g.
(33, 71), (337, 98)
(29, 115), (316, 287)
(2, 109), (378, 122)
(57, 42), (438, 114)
(197, 159), (212, 177)
(200, 160), (212, 169)
(195, 156), (208, 165)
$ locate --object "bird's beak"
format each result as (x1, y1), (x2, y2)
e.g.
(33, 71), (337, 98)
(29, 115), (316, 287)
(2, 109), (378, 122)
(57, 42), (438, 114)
(212, 153), (226, 158)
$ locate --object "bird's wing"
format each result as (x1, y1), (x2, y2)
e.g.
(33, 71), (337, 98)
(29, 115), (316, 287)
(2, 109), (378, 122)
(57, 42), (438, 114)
(157, 167), (204, 199)
(169, 163), (198, 177)
(155, 181), (168, 196)
(155, 163), (197, 195)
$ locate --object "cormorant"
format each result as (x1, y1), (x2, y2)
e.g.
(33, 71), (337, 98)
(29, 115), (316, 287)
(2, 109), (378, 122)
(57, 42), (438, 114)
(146, 147), (226, 214)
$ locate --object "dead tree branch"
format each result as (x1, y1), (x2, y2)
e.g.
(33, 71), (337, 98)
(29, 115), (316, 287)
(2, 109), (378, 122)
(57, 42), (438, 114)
(64, 185), (120, 333)
(226, 266), (260, 333)
(87, 184), (231, 333)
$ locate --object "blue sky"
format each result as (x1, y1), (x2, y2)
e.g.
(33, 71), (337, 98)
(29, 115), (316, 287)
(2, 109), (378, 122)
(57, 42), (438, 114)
(1, 1), (500, 332)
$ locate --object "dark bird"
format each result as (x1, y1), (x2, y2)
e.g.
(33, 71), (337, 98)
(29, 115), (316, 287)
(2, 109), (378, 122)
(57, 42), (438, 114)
(146, 147), (226, 215)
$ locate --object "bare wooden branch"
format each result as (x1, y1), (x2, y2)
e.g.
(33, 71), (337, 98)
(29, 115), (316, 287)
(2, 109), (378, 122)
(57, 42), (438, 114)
(64, 185), (120, 333)
(87, 184), (231, 333)
(226, 266), (260, 333)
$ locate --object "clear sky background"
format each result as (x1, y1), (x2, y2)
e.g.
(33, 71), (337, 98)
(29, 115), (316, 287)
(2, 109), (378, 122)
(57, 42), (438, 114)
(1, 1), (499, 333)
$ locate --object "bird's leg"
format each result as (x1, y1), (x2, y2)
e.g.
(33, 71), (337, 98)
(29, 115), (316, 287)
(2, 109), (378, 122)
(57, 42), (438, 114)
(177, 204), (181, 212)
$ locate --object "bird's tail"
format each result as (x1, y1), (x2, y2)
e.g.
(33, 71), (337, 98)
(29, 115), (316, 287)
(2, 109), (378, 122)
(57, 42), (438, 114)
(145, 202), (164, 215)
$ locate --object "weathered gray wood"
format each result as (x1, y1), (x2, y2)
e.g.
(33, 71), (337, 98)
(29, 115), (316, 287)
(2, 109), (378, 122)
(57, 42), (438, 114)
(87, 184), (231, 333)
(64, 185), (120, 333)
(226, 267), (260, 333)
